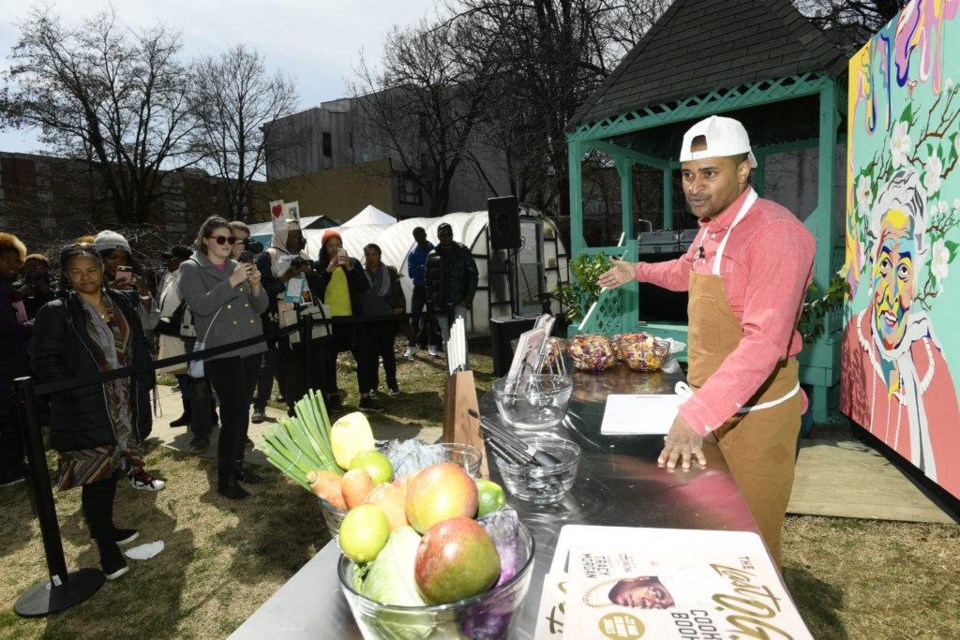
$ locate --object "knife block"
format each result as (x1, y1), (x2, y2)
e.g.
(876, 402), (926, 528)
(442, 370), (489, 476)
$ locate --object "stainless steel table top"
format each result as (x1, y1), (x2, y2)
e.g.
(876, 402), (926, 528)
(232, 362), (760, 639)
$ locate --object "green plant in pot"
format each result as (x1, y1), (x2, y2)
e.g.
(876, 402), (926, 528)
(552, 253), (608, 323)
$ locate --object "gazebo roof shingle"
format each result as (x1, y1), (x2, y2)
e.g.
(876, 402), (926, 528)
(569, 0), (846, 129)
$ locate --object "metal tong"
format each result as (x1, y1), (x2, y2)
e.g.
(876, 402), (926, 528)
(468, 409), (562, 467)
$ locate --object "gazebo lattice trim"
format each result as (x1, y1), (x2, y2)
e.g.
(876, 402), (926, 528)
(569, 72), (833, 142)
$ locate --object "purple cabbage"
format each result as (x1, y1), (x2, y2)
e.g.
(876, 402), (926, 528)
(477, 508), (520, 587)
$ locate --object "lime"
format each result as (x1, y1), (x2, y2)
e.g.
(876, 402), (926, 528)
(475, 479), (507, 518)
(339, 504), (390, 564)
(349, 450), (394, 485)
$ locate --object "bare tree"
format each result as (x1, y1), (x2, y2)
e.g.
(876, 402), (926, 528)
(796, 0), (908, 53)
(0, 8), (199, 224)
(446, 0), (668, 215)
(352, 18), (501, 215)
(191, 45), (298, 220)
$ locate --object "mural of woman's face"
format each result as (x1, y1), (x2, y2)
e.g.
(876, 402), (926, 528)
(872, 208), (916, 350)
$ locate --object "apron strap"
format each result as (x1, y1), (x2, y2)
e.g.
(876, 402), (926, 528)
(675, 380), (800, 414)
(712, 189), (758, 275)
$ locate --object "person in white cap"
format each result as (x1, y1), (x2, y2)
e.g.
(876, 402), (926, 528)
(598, 115), (815, 565)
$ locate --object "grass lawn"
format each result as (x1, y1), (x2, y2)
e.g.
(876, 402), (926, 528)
(1, 344), (958, 638)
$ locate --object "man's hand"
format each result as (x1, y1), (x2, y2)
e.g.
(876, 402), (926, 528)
(657, 414), (706, 471)
(596, 257), (637, 290)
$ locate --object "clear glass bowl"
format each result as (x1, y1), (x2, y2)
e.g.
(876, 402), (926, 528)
(338, 522), (535, 640)
(318, 442), (483, 539)
(492, 436), (580, 505)
(491, 374), (573, 431)
(568, 334), (617, 371)
(615, 332), (672, 371)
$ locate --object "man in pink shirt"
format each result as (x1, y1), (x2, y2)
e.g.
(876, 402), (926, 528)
(599, 116), (815, 564)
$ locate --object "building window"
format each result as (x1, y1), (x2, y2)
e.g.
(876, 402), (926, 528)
(322, 131), (332, 158)
(398, 174), (423, 205)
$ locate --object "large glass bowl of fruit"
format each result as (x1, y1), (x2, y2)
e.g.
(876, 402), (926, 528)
(338, 479), (534, 640)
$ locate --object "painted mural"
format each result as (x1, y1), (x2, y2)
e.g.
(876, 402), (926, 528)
(841, 0), (960, 500)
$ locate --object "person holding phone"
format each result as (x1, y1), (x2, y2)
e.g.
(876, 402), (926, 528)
(178, 216), (268, 500)
(307, 230), (376, 412)
(94, 230), (160, 334)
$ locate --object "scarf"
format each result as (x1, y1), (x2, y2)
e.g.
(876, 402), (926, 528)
(78, 294), (141, 469)
(365, 265), (392, 298)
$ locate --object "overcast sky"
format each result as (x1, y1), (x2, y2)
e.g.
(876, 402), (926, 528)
(0, 0), (441, 154)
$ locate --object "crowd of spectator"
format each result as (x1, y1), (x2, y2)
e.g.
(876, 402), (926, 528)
(0, 218), (479, 578)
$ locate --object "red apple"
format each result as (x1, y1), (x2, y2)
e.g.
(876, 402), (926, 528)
(415, 517), (501, 604)
(405, 462), (478, 534)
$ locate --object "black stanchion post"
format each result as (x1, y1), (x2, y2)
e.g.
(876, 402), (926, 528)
(13, 376), (105, 617)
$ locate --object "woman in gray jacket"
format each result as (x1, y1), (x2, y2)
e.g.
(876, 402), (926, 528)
(178, 216), (269, 499)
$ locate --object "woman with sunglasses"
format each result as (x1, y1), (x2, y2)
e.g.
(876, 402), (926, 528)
(30, 242), (158, 579)
(178, 216), (268, 500)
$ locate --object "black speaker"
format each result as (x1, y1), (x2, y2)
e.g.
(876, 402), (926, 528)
(488, 196), (521, 250)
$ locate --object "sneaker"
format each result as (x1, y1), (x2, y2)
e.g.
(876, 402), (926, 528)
(388, 387), (401, 397)
(129, 468), (166, 491)
(98, 542), (129, 580)
(251, 409), (265, 424)
(403, 345), (417, 360)
(102, 555), (129, 580)
(359, 397), (384, 413)
(92, 528), (139, 545)
(189, 438), (209, 455)
(427, 345), (439, 358)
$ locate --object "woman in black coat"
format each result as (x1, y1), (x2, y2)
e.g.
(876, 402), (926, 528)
(31, 242), (158, 580)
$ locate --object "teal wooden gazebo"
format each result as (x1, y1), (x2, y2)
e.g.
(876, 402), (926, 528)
(566, 0), (848, 421)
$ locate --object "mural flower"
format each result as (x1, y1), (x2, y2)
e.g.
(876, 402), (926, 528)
(856, 175), (873, 216)
(924, 154), (943, 196)
(932, 238), (950, 290)
(891, 121), (912, 167)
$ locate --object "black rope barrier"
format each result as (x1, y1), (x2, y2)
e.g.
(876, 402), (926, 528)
(11, 303), (348, 616)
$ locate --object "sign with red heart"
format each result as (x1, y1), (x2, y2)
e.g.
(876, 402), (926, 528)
(271, 201), (284, 219)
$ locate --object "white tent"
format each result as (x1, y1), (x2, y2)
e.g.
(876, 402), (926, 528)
(341, 204), (397, 227)
(300, 210), (568, 336)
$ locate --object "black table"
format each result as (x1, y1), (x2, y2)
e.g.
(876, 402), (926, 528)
(232, 363), (761, 639)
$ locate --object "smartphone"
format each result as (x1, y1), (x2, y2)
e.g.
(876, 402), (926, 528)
(114, 265), (133, 283)
(239, 250), (255, 264)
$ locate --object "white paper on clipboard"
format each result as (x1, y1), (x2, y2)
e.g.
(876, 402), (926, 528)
(600, 393), (684, 435)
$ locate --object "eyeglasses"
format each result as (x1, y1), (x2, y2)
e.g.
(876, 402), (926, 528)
(210, 235), (238, 245)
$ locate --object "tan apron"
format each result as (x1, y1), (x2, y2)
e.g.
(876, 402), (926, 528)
(685, 189), (802, 566)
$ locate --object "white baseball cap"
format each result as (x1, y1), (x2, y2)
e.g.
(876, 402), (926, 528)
(680, 115), (757, 168)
